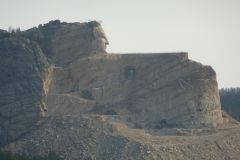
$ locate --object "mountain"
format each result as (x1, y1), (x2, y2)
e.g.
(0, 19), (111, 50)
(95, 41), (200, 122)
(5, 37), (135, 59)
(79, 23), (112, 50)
(0, 20), (239, 160)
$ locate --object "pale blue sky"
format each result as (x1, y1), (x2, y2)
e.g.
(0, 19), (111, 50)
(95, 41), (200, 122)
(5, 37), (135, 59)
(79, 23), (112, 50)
(0, 0), (240, 88)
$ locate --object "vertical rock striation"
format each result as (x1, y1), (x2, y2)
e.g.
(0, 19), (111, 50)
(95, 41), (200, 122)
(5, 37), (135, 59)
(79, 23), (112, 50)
(0, 36), (50, 146)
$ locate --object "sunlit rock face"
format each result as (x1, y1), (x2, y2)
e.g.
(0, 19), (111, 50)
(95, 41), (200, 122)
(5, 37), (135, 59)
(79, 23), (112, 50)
(0, 20), (228, 159)
(48, 52), (223, 128)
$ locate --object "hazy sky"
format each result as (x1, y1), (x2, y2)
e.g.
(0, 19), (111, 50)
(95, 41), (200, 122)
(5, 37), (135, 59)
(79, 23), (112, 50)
(0, 0), (240, 88)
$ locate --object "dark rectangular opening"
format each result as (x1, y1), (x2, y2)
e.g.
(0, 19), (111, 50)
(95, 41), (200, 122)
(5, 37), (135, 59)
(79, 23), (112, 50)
(125, 67), (136, 80)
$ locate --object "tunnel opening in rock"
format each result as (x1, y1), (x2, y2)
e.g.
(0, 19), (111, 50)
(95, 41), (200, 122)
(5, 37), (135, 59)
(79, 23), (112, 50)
(125, 67), (136, 80)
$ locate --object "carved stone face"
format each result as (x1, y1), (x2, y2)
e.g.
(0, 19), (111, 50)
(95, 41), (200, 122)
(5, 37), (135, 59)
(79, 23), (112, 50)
(93, 24), (109, 46)
(91, 22), (109, 52)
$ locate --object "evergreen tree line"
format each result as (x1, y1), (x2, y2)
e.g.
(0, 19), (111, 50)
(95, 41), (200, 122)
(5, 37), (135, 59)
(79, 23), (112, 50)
(220, 87), (240, 121)
(8, 26), (21, 34)
(219, 87), (240, 96)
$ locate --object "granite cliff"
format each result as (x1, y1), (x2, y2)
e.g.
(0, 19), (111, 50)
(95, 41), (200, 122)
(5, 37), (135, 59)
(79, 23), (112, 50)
(0, 20), (239, 160)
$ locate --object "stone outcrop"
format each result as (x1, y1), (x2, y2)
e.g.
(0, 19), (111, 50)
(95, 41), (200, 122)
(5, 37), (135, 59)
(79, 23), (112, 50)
(0, 36), (50, 146)
(0, 20), (238, 160)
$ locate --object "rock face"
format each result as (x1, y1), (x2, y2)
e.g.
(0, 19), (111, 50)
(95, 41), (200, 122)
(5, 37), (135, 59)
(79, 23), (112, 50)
(0, 35), (50, 146)
(48, 53), (222, 129)
(1, 20), (238, 160)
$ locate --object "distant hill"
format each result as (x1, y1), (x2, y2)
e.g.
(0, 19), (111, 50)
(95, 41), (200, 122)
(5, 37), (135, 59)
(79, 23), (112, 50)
(220, 88), (240, 121)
